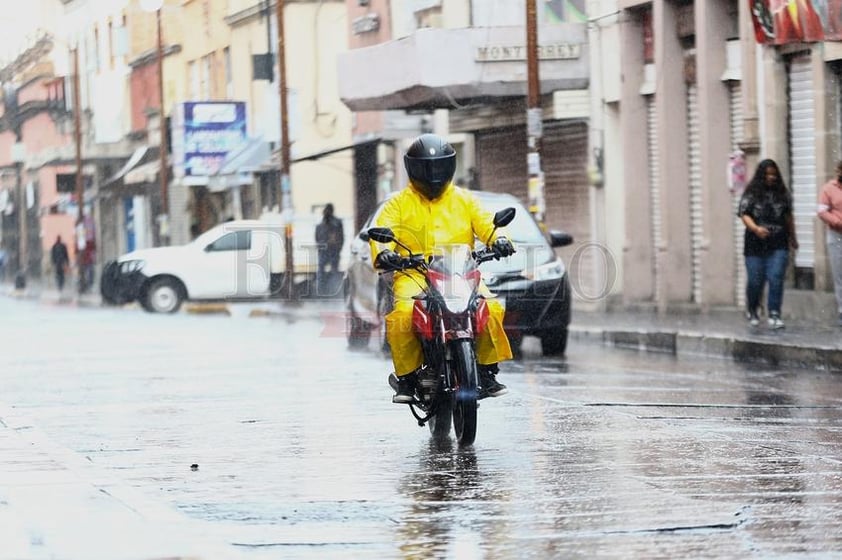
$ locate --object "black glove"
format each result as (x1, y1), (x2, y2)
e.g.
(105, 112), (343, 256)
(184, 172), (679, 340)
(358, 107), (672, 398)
(375, 249), (403, 271)
(492, 237), (515, 258)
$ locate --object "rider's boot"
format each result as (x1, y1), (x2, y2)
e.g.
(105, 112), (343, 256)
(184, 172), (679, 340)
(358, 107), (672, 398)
(392, 370), (418, 404)
(479, 363), (508, 398)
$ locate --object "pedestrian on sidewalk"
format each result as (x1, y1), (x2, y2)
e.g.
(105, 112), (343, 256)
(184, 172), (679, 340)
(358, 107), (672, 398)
(50, 235), (70, 292)
(315, 203), (343, 296)
(737, 159), (799, 329)
(817, 160), (842, 327)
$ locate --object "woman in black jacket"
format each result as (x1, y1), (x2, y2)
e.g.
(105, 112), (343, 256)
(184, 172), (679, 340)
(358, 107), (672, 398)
(737, 159), (799, 328)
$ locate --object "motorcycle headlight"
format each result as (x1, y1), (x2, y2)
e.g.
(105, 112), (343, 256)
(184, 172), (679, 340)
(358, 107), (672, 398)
(524, 259), (565, 282)
(440, 275), (473, 314)
(119, 259), (145, 274)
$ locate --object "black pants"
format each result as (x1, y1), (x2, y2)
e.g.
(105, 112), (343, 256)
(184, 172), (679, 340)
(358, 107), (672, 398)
(55, 268), (66, 291)
(317, 253), (340, 296)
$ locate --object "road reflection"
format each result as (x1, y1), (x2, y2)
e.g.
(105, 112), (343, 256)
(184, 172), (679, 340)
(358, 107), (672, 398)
(394, 437), (506, 559)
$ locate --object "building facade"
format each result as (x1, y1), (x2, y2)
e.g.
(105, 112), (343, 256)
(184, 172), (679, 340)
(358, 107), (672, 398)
(1, 0), (354, 287)
(591, 0), (840, 317)
(339, 0), (596, 298)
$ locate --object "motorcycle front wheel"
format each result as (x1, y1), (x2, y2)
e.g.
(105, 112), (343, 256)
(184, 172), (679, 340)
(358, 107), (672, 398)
(451, 339), (478, 446)
(428, 393), (454, 441)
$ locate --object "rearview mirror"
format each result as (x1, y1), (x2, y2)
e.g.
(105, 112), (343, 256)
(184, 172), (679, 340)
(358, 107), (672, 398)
(493, 207), (516, 228)
(366, 227), (395, 244)
(548, 230), (574, 248)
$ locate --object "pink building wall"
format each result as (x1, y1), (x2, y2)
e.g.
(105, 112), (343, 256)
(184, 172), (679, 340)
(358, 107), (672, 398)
(1, 76), (81, 269)
(346, 0), (391, 137)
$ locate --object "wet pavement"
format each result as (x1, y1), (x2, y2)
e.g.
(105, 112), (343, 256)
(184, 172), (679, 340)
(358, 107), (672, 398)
(1, 293), (842, 558)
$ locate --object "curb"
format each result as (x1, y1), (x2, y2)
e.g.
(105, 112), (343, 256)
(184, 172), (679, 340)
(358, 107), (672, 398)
(569, 326), (842, 372)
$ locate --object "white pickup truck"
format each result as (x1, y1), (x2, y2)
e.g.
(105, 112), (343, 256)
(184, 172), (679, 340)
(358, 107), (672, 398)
(101, 214), (348, 312)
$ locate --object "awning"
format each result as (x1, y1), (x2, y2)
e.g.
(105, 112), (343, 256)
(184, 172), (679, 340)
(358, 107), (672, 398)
(207, 138), (272, 192)
(265, 137), (382, 168)
(125, 159), (160, 185)
(103, 146), (158, 186)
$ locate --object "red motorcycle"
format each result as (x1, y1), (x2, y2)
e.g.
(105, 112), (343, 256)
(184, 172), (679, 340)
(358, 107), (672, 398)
(367, 207), (515, 446)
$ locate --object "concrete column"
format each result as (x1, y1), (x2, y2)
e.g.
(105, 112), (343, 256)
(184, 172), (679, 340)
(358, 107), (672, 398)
(696, 0), (734, 307)
(738, 0), (760, 158)
(618, 8), (654, 303)
(760, 48), (788, 172)
(812, 46), (838, 292)
(654, 0), (691, 305)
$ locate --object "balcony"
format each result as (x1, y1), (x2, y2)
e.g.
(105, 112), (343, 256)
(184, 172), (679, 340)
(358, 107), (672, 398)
(337, 24), (588, 112)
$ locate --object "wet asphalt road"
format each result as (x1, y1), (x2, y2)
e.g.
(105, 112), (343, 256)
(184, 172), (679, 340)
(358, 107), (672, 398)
(1, 296), (842, 558)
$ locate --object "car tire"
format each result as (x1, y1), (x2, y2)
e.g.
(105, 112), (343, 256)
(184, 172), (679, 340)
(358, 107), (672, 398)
(142, 277), (184, 314)
(540, 327), (568, 356)
(506, 330), (523, 360)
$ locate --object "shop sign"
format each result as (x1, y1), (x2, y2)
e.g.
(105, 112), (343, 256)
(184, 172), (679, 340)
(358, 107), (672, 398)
(475, 43), (581, 62)
(751, 0), (842, 44)
(171, 101), (247, 178)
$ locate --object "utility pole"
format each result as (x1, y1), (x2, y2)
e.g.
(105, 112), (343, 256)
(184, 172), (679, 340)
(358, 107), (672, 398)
(72, 46), (85, 292)
(156, 6), (170, 246)
(526, 0), (545, 225)
(276, 0), (295, 299)
(14, 155), (25, 290)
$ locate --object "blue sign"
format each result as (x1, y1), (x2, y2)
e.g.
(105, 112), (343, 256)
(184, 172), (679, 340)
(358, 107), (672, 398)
(172, 101), (247, 178)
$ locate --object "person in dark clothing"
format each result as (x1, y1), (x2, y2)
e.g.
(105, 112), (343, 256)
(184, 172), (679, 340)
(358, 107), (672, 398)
(50, 235), (70, 292)
(315, 203), (344, 295)
(737, 159), (799, 329)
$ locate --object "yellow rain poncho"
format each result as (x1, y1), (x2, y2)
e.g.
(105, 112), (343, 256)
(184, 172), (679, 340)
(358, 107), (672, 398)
(370, 183), (513, 376)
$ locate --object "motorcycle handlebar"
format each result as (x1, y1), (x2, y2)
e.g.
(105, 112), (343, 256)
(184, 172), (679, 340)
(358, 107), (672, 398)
(472, 247), (504, 263)
(387, 247), (513, 272)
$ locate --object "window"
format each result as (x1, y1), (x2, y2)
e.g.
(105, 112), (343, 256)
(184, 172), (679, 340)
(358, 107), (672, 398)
(223, 47), (233, 99)
(189, 61), (199, 99)
(107, 20), (114, 69)
(201, 54), (212, 99)
(205, 230), (251, 252)
(93, 26), (101, 72)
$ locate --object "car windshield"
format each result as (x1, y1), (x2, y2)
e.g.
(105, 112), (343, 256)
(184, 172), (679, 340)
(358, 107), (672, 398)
(476, 197), (545, 244)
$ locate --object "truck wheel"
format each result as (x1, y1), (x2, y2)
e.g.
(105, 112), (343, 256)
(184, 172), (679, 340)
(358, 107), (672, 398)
(142, 278), (184, 314)
(347, 312), (372, 348)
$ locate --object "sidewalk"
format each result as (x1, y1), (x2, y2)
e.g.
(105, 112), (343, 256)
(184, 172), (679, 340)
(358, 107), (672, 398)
(0, 406), (244, 560)
(570, 306), (842, 371)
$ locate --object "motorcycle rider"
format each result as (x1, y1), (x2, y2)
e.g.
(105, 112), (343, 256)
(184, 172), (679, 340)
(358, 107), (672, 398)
(370, 133), (515, 404)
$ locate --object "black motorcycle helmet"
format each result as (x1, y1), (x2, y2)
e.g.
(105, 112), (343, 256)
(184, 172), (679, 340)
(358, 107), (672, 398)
(403, 134), (457, 200)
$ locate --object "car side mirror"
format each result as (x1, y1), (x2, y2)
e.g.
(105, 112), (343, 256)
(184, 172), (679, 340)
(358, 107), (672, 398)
(548, 231), (574, 248)
(493, 207), (516, 228)
(359, 231), (370, 242)
(367, 227), (395, 244)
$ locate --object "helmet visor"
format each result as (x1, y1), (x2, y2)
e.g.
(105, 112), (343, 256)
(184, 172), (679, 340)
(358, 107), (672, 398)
(405, 155), (456, 187)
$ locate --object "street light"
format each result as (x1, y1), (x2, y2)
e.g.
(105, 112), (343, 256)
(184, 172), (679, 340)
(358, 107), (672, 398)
(140, 0), (169, 246)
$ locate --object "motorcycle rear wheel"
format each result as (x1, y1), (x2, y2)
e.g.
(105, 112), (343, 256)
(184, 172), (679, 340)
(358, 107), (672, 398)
(451, 339), (478, 446)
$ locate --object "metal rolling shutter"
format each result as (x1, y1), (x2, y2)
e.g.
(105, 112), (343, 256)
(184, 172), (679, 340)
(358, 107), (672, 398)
(542, 122), (589, 243)
(788, 54), (816, 269)
(646, 94), (662, 303)
(688, 83), (703, 304)
(476, 126), (527, 200)
(476, 122), (590, 298)
(730, 81), (746, 308)
(542, 121), (591, 298)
